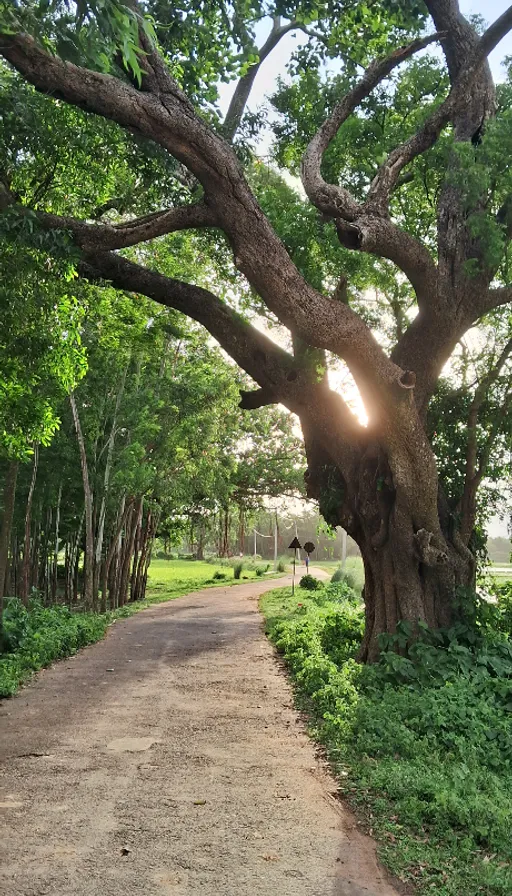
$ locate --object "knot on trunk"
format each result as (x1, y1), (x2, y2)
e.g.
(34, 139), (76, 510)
(414, 528), (448, 566)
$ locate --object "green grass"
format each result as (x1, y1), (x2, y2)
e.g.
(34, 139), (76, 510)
(260, 583), (512, 896)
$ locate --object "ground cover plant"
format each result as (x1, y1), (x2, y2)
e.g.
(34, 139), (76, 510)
(261, 582), (512, 895)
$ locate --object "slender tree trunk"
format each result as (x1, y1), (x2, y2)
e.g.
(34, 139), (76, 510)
(129, 498), (143, 600)
(118, 499), (140, 607)
(0, 461), (19, 635)
(69, 392), (95, 609)
(72, 510), (85, 606)
(94, 364), (127, 599)
(238, 504), (245, 556)
(20, 445), (39, 605)
(195, 518), (205, 560)
(52, 482), (62, 603)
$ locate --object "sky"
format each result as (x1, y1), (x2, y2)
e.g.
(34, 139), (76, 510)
(218, 2), (512, 539)
(218, 1), (512, 116)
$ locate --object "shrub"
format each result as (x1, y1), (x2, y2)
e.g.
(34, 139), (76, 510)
(212, 571), (227, 581)
(255, 564), (268, 577)
(233, 561), (244, 579)
(330, 566), (356, 589)
(299, 574), (323, 591)
(262, 584), (512, 895)
(0, 597), (108, 697)
(277, 557), (287, 572)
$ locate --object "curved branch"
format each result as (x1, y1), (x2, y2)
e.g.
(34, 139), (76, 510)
(366, 10), (512, 215)
(1, 189), (217, 249)
(478, 285), (512, 317)
(0, 29), (416, 425)
(79, 249), (365, 477)
(47, 202), (216, 250)
(335, 216), (438, 309)
(301, 33), (443, 220)
(223, 18), (299, 141)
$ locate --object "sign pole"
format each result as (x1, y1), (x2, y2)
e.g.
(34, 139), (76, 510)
(288, 536), (303, 597)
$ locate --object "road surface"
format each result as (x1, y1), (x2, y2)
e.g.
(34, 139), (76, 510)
(0, 576), (403, 896)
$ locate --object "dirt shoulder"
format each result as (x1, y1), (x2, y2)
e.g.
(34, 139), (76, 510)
(0, 577), (403, 896)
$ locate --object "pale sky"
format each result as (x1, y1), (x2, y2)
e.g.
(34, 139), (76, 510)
(218, 1), (512, 117)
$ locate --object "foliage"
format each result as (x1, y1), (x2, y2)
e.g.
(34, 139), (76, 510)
(299, 573), (323, 590)
(261, 585), (512, 894)
(330, 567), (356, 589)
(0, 596), (108, 696)
(233, 561), (244, 579)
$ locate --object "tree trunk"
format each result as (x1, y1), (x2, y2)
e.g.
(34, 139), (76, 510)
(20, 444), (39, 605)
(93, 363), (127, 599)
(309, 448), (475, 663)
(69, 392), (95, 609)
(0, 460), (19, 641)
(195, 519), (205, 560)
(238, 504), (245, 556)
(52, 482), (62, 603)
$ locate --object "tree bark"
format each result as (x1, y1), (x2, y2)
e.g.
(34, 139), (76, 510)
(0, 460), (19, 640)
(20, 444), (39, 605)
(307, 443), (475, 661)
(69, 392), (95, 609)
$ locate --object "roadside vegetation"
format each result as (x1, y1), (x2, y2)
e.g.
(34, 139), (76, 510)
(261, 577), (512, 896)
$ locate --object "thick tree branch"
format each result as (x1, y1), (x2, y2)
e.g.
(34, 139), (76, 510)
(301, 33), (443, 221)
(0, 185), (217, 249)
(0, 29), (411, 419)
(79, 249), (365, 477)
(478, 285), (512, 317)
(335, 217), (438, 310)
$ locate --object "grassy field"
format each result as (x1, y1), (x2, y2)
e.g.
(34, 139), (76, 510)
(147, 557), (273, 593)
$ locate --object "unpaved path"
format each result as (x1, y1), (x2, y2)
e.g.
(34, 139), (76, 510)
(0, 576), (403, 896)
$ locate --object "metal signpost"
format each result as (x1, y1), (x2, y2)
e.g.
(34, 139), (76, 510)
(288, 536), (301, 595)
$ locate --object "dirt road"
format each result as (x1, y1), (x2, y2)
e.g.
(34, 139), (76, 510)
(0, 577), (403, 896)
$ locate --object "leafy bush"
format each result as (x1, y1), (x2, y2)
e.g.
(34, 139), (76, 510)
(331, 566), (356, 589)
(277, 557), (287, 572)
(255, 564), (268, 577)
(261, 585), (512, 895)
(0, 597), (108, 697)
(233, 561), (244, 579)
(299, 574), (323, 591)
(211, 571), (227, 581)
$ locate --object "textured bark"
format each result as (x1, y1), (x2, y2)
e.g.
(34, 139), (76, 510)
(69, 393), (95, 609)
(306, 444), (475, 661)
(20, 445), (39, 605)
(0, 461), (19, 637)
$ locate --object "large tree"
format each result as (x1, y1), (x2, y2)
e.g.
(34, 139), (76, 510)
(2, 0), (512, 658)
